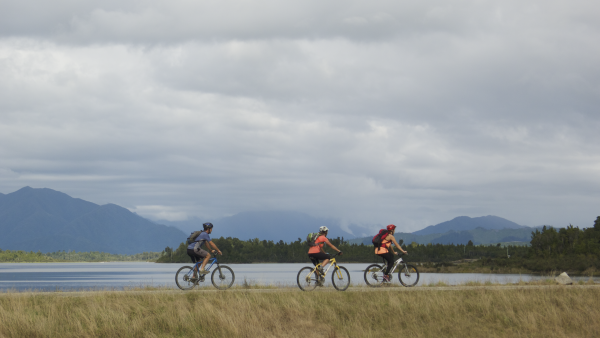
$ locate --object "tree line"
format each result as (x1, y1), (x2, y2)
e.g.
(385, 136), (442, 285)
(157, 216), (600, 273)
(0, 249), (161, 262)
(156, 236), (530, 265)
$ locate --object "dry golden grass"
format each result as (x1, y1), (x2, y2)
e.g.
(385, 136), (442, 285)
(1, 286), (599, 337)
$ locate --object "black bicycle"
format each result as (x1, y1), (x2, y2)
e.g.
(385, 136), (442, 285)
(364, 253), (419, 287)
(175, 255), (235, 290)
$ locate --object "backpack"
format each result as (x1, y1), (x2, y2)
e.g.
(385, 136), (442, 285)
(306, 232), (320, 247)
(186, 231), (203, 245)
(372, 229), (389, 248)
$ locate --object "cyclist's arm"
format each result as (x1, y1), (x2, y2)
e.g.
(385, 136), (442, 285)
(391, 237), (407, 255)
(208, 241), (222, 255)
(325, 241), (342, 254)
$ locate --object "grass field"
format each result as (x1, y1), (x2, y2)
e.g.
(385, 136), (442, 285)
(1, 285), (599, 337)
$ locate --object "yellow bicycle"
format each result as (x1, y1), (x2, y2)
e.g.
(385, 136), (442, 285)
(296, 252), (350, 291)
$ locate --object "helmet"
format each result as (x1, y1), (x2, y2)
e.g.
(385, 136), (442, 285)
(386, 224), (396, 231)
(203, 222), (214, 230)
(319, 226), (329, 233)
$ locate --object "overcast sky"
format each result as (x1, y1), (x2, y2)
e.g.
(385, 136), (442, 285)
(1, 0), (599, 233)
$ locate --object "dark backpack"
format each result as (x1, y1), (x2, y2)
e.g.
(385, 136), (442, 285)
(306, 232), (320, 247)
(186, 231), (203, 245)
(372, 229), (389, 248)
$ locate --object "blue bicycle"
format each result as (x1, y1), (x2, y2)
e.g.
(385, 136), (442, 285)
(175, 256), (235, 290)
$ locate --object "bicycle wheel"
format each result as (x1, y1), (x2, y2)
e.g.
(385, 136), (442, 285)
(297, 266), (318, 291)
(331, 265), (350, 291)
(364, 264), (384, 287)
(398, 264), (420, 287)
(175, 266), (197, 290)
(211, 265), (235, 290)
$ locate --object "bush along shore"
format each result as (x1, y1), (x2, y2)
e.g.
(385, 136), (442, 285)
(0, 249), (161, 263)
(0, 286), (599, 337)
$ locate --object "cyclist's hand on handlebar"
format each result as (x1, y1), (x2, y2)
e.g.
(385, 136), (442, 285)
(338, 251), (343, 255)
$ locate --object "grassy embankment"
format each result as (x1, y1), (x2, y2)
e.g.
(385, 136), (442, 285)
(1, 284), (599, 337)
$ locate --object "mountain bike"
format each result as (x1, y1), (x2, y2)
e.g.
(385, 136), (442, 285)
(175, 255), (235, 290)
(364, 253), (419, 287)
(297, 252), (350, 291)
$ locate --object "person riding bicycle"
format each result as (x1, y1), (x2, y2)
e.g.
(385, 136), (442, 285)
(186, 222), (223, 277)
(308, 226), (342, 280)
(375, 224), (407, 283)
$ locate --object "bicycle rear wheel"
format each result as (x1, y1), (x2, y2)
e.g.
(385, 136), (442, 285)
(211, 265), (235, 290)
(364, 264), (384, 287)
(331, 265), (350, 291)
(297, 267), (318, 291)
(175, 266), (197, 290)
(398, 264), (419, 287)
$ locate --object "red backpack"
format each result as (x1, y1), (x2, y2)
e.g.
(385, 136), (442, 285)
(372, 229), (389, 248)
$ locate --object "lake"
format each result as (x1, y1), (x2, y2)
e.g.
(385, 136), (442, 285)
(0, 262), (594, 291)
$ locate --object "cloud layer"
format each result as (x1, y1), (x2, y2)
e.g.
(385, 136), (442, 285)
(1, 0), (599, 232)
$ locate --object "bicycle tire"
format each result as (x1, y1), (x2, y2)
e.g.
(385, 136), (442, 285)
(297, 266), (319, 291)
(331, 265), (350, 291)
(175, 266), (197, 290)
(211, 265), (235, 290)
(364, 264), (384, 287)
(398, 264), (420, 287)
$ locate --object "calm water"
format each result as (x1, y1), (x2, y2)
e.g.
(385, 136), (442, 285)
(0, 262), (594, 291)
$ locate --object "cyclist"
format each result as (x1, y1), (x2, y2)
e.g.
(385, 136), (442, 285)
(308, 226), (342, 282)
(186, 222), (223, 277)
(375, 224), (408, 283)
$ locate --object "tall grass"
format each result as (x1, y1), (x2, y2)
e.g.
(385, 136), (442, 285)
(1, 287), (599, 337)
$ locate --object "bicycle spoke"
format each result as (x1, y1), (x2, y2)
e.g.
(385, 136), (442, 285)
(398, 264), (420, 287)
(175, 266), (196, 290)
(297, 267), (319, 291)
(364, 264), (384, 287)
(331, 266), (350, 291)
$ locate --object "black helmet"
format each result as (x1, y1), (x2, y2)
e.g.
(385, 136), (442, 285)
(203, 222), (214, 230)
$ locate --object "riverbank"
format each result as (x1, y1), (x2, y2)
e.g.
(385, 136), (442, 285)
(1, 285), (599, 337)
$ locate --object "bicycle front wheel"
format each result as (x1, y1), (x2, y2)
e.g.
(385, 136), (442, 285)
(364, 264), (384, 287)
(297, 267), (318, 291)
(398, 264), (420, 287)
(211, 265), (235, 290)
(175, 266), (196, 290)
(331, 265), (350, 291)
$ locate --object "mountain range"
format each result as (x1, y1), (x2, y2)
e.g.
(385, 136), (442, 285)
(0, 187), (544, 254)
(0, 187), (185, 254)
(348, 215), (541, 246)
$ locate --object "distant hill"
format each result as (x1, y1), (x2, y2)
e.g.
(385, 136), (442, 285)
(158, 210), (357, 242)
(412, 216), (527, 236)
(0, 187), (185, 254)
(348, 216), (543, 246)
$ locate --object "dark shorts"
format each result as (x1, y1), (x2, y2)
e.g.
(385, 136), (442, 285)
(187, 248), (209, 263)
(308, 252), (330, 266)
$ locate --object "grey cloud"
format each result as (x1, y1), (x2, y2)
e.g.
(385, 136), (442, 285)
(0, 0), (599, 233)
(5, 1), (595, 44)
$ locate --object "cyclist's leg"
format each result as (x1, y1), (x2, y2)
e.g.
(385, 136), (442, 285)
(379, 252), (394, 275)
(186, 249), (201, 276)
(198, 249), (211, 272)
(309, 254), (319, 267)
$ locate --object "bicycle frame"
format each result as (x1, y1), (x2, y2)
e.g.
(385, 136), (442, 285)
(193, 257), (218, 272)
(308, 255), (345, 280)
